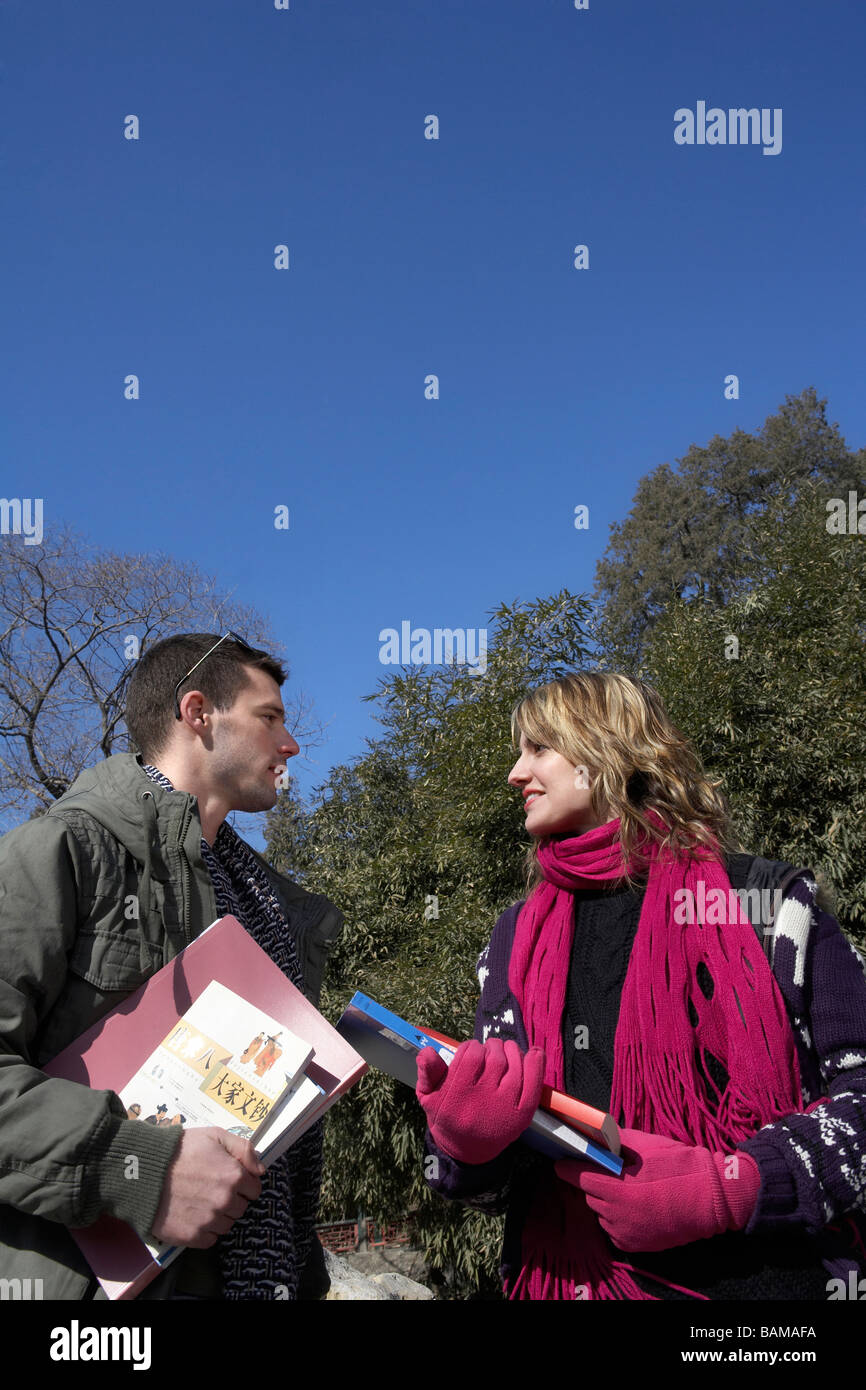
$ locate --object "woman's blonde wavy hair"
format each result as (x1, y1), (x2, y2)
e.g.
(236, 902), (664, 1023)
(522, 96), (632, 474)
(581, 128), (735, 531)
(511, 672), (743, 891)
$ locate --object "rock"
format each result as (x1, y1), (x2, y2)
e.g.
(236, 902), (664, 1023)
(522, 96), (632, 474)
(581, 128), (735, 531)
(323, 1249), (394, 1300)
(369, 1271), (434, 1301)
(322, 1249), (434, 1301)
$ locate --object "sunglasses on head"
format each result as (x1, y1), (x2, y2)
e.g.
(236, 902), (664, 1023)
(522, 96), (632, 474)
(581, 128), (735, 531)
(173, 631), (264, 720)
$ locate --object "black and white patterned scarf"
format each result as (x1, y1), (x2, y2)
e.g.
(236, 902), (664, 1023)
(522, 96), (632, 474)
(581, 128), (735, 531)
(143, 764), (323, 1299)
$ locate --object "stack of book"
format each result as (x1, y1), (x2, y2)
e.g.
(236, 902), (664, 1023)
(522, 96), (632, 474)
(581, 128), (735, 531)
(45, 914), (367, 1298)
(336, 993), (624, 1175)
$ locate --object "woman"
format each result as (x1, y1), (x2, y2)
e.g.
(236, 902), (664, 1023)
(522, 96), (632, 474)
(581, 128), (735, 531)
(417, 673), (866, 1300)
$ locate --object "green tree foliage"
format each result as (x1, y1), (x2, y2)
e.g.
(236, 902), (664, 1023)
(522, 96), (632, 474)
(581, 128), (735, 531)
(266, 593), (594, 1296)
(593, 388), (865, 670)
(640, 481), (866, 949)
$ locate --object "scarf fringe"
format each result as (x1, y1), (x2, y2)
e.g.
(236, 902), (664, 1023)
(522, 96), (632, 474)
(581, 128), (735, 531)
(613, 1041), (777, 1153)
(508, 1191), (659, 1302)
(509, 1261), (658, 1301)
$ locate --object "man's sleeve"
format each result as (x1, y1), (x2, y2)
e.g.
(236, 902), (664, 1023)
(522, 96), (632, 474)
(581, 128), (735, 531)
(738, 905), (866, 1236)
(0, 815), (181, 1237)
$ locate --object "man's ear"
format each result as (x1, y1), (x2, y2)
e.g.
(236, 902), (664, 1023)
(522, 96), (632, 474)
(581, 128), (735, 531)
(177, 690), (208, 727)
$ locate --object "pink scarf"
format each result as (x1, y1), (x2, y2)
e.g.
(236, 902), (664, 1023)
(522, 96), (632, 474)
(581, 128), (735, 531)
(507, 814), (803, 1300)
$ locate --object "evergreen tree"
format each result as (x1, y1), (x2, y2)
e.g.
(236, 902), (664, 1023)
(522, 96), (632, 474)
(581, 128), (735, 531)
(640, 481), (866, 945)
(593, 388), (864, 669)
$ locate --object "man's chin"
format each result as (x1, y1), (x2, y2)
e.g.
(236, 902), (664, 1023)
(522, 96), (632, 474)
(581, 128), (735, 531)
(231, 787), (279, 815)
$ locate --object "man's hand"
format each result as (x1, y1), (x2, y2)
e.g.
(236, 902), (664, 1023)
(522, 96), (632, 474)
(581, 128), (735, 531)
(149, 1128), (265, 1248)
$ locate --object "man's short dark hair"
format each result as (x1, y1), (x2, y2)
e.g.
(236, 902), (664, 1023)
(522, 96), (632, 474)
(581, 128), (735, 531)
(125, 633), (288, 762)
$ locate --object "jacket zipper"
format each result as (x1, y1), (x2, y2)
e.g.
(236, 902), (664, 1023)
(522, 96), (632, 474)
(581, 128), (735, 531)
(178, 800), (193, 946)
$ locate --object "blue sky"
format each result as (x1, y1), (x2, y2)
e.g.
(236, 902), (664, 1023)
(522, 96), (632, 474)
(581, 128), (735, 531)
(3, 0), (865, 838)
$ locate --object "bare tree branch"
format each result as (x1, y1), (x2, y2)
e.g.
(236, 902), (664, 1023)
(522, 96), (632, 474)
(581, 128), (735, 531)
(0, 525), (324, 830)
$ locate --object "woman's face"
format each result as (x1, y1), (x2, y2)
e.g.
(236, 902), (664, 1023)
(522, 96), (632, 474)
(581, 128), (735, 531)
(508, 732), (607, 838)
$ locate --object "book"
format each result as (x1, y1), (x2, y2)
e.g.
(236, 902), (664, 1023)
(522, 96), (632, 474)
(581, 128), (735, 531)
(45, 915), (367, 1298)
(253, 1072), (326, 1166)
(422, 1025), (621, 1155)
(118, 978), (313, 1143)
(336, 993), (624, 1176)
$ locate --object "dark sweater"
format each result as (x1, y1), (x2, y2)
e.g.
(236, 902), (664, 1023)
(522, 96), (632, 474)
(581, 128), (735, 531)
(558, 877), (831, 1298)
(424, 860), (866, 1299)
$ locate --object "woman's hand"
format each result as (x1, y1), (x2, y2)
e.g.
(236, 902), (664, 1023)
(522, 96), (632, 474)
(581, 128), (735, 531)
(416, 1038), (545, 1166)
(555, 1126), (761, 1252)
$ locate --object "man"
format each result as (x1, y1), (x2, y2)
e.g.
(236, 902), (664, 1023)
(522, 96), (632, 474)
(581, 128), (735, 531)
(0, 633), (342, 1299)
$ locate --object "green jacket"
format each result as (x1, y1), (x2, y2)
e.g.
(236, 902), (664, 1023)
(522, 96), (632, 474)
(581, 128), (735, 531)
(0, 753), (342, 1299)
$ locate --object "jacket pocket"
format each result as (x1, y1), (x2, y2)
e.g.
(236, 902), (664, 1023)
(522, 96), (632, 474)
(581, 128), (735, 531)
(67, 928), (152, 993)
(33, 934), (150, 1067)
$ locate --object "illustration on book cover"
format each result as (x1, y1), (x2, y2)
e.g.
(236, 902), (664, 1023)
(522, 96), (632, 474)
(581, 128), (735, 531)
(120, 980), (307, 1140)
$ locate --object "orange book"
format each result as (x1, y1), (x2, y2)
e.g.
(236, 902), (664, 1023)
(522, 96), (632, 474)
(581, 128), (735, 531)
(422, 1026), (621, 1156)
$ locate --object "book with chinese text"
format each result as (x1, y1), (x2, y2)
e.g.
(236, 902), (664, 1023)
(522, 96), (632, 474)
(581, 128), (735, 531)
(45, 915), (367, 1298)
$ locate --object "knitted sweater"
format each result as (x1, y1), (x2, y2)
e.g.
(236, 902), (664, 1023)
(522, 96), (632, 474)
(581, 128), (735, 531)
(424, 862), (866, 1299)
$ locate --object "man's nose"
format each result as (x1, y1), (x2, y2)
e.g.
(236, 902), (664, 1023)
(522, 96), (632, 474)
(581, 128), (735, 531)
(281, 734), (300, 758)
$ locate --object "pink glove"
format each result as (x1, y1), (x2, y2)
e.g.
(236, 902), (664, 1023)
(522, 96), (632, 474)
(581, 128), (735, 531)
(416, 1039), (545, 1166)
(555, 1126), (761, 1252)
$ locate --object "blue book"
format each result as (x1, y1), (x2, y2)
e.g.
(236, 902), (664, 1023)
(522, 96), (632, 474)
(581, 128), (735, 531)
(337, 992), (624, 1176)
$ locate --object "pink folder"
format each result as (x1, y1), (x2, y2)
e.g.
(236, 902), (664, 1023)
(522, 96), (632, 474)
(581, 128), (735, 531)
(44, 914), (367, 1299)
